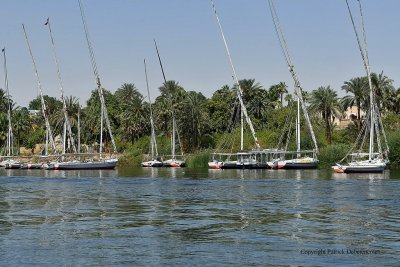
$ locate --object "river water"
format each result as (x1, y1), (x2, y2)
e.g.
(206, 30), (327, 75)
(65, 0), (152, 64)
(0, 167), (399, 266)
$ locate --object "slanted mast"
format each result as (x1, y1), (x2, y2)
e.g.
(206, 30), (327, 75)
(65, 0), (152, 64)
(2, 48), (13, 156)
(78, 0), (117, 157)
(144, 59), (158, 159)
(344, 0), (388, 161)
(268, 0), (318, 154)
(44, 17), (77, 154)
(210, 0), (260, 150)
(153, 40), (183, 158)
(333, 0), (387, 173)
(22, 24), (57, 155)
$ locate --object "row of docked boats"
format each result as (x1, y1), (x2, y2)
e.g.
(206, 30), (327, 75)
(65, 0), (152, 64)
(0, 3), (119, 171)
(208, 151), (318, 170)
(207, 0), (389, 174)
(141, 158), (185, 168)
(0, 156), (118, 170)
(140, 44), (187, 168)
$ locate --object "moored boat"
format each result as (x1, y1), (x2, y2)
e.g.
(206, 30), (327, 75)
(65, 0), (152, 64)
(208, 160), (223, 169)
(153, 41), (186, 168)
(163, 158), (185, 168)
(52, 158), (118, 170)
(332, 1), (389, 174)
(21, 163), (44, 169)
(333, 160), (386, 174)
(208, 0), (262, 169)
(5, 159), (21, 169)
(275, 157), (319, 169)
(141, 59), (164, 168)
(142, 159), (163, 168)
(267, 1), (320, 170)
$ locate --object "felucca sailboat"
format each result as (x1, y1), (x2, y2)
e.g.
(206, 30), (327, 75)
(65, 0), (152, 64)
(0, 48), (20, 169)
(153, 40), (185, 168)
(141, 59), (163, 167)
(51, 0), (118, 170)
(22, 24), (58, 169)
(267, 0), (319, 169)
(208, 0), (262, 169)
(333, 0), (388, 173)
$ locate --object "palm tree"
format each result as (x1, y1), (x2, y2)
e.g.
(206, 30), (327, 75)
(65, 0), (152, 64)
(371, 71), (395, 111)
(237, 79), (263, 104)
(247, 88), (271, 127)
(270, 82), (288, 106)
(180, 91), (209, 151)
(12, 108), (31, 151)
(0, 113), (8, 150)
(386, 88), (400, 114)
(309, 86), (342, 144)
(154, 80), (186, 134)
(341, 76), (368, 131)
(115, 83), (148, 143)
(82, 89), (118, 150)
(207, 85), (236, 133)
(268, 82), (288, 108)
(0, 88), (13, 113)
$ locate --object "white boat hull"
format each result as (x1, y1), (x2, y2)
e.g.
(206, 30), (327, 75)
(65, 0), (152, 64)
(49, 159), (118, 170)
(208, 160), (223, 169)
(142, 159), (163, 167)
(163, 159), (186, 167)
(333, 161), (386, 173)
(273, 157), (318, 169)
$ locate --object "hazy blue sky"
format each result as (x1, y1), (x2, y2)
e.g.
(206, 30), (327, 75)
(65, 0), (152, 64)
(0, 0), (399, 107)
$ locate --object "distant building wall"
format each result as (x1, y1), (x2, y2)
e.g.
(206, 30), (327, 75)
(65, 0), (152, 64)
(333, 106), (365, 129)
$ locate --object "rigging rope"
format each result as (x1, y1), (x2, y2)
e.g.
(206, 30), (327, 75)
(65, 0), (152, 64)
(338, 110), (370, 163)
(2, 48), (13, 156)
(144, 59), (158, 157)
(78, 0), (117, 154)
(45, 18), (77, 154)
(345, 0), (388, 160)
(153, 40), (184, 157)
(284, 115), (294, 152)
(22, 24), (57, 154)
(211, 0), (260, 150)
(267, 0), (319, 154)
(276, 103), (294, 150)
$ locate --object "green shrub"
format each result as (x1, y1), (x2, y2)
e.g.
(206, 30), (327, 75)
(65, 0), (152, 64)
(388, 131), (400, 167)
(318, 144), (350, 167)
(118, 149), (143, 167)
(186, 150), (211, 168)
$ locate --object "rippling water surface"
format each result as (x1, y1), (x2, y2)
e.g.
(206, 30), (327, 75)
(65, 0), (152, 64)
(0, 168), (399, 266)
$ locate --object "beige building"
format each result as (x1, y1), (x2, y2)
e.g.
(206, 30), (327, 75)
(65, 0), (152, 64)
(334, 106), (365, 129)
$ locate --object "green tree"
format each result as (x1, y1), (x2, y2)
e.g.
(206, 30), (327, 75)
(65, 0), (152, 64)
(341, 76), (368, 130)
(0, 113), (8, 148)
(154, 80), (186, 134)
(0, 88), (13, 113)
(207, 85), (236, 133)
(180, 91), (210, 151)
(12, 108), (31, 150)
(82, 89), (119, 150)
(237, 79), (263, 104)
(371, 71), (394, 111)
(115, 83), (148, 143)
(309, 86), (342, 144)
(267, 83), (287, 109)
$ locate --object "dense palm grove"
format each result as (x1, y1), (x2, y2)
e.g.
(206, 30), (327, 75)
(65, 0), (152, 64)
(1, 71), (400, 167)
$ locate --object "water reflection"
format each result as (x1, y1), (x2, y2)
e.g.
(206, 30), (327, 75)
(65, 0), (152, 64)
(331, 170), (390, 180)
(0, 168), (399, 266)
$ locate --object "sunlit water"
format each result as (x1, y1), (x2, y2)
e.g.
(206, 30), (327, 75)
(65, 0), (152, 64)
(0, 168), (399, 266)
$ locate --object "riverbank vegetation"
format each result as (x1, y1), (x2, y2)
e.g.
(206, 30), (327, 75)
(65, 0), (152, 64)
(1, 71), (400, 168)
